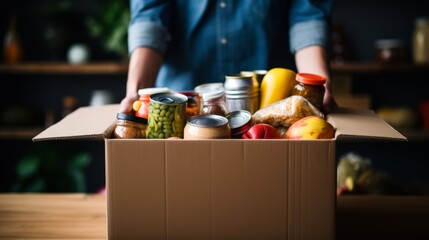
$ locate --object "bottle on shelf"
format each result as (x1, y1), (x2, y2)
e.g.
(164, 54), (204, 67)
(3, 15), (23, 64)
(413, 17), (429, 64)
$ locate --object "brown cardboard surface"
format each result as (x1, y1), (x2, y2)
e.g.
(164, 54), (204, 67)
(33, 105), (406, 142)
(106, 139), (336, 239)
(33, 104), (406, 239)
(327, 107), (406, 141)
(33, 104), (118, 141)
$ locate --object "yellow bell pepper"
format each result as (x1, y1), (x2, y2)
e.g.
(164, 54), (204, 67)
(259, 68), (297, 109)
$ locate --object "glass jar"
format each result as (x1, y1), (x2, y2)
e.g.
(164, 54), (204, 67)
(292, 73), (326, 110)
(114, 113), (147, 139)
(134, 87), (170, 119)
(374, 39), (405, 64)
(413, 17), (429, 64)
(177, 91), (202, 119)
(200, 90), (229, 116)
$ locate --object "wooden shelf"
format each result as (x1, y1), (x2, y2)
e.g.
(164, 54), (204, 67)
(331, 62), (429, 74)
(1, 61), (427, 75)
(0, 127), (44, 140)
(0, 62), (128, 75)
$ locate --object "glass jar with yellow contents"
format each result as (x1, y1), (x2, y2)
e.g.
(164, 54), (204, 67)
(292, 73), (326, 111)
(114, 113), (147, 139)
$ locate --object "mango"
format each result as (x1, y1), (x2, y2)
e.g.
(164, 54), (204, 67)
(285, 116), (335, 139)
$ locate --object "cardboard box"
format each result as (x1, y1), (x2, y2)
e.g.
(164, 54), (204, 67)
(33, 105), (405, 240)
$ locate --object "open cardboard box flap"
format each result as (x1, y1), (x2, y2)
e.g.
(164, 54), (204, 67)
(33, 104), (118, 142)
(33, 104), (406, 142)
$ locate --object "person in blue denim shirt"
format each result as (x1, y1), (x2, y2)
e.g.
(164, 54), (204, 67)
(120, 0), (337, 113)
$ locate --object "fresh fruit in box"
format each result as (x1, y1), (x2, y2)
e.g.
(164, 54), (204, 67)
(285, 116), (335, 139)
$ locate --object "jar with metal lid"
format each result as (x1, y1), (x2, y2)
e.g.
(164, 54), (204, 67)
(114, 113), (148, 139)
(194, 82), (224, 95)
(134, 87), (171, 119)
(184, 114), (231, 139)
(147, 92), (188, 139)
(226, 110), (253, 139)
(200, 90), (230, 116)
(413, 17), (429, 64)
(292, 73), (326, 111)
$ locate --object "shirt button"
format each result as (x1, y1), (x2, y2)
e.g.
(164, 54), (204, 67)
(220, 38), (228, 45)
(219, 2), (226, 8)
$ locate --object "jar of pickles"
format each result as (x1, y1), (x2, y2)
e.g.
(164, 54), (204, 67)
(292, 73), (326, 111)
(114, 113), (148, 139)
(146, 92), (188, 139)
(133, 87), (170, 119)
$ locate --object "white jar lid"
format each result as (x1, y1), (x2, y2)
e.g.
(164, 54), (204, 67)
(138, 87), (171, 96)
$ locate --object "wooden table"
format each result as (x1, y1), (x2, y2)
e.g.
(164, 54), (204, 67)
(0, 194), (428, 239)
(0, 194), (106, 240)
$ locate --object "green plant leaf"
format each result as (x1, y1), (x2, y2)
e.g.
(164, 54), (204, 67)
(68, 152), (92, 170)
(68, 168), (86, 192)
(17, 155), (40, 179)
(23, 177), (46, 193)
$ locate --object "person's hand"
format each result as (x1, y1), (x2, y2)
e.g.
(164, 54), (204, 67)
(322, 91), (338, 114)
(119, 95), (138, 114)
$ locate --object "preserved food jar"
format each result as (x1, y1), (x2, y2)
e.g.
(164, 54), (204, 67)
(134, 87), (170, 119)
(200, 90), (229, 116)
(413, 17), (429, 64)
(147, 92), (188, 139)
(114, 113), (147, 139)
(375, 39), (405, 64)
(184, 114), (231, 139)
(178, 91), (202, 119)
(292, 73), (326, 111)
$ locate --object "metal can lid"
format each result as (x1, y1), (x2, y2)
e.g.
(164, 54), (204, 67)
(226, 110), (252, 132)
(187, 114), (229, 128)
(116, 113), (148, 124)
(150, 92), (188, 105)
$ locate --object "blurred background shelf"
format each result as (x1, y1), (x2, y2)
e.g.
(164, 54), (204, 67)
(0, 127), (44, 140)
(331, 62), (429, 74)
(1, 61), (428, 76)
(0, 62), (128, 75)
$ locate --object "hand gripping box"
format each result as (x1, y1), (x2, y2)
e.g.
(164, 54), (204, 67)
(33, 104), (405, 240)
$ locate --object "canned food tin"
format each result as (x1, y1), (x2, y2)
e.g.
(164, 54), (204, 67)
(184, 114), (231, 139)
(147, 93), (188, 139)
(224, 73), (260, 114)
(226, 110), (253, 138)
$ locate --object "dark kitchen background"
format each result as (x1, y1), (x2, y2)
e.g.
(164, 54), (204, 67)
(0, 0), (428, 196)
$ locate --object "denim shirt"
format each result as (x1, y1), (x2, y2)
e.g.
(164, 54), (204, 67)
(129, 0), (332, 91)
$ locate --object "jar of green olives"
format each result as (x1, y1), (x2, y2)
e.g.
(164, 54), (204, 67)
(146, 92), (188, 139)
(292, 73), (326, 111)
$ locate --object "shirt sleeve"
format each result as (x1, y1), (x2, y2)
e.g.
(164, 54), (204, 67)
(128, 0), (172, 55)
(288, 0), (333, 54)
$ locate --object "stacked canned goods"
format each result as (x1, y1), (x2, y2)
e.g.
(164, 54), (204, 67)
(224, 72), (260, 114)
(146, 93), (188, 139)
